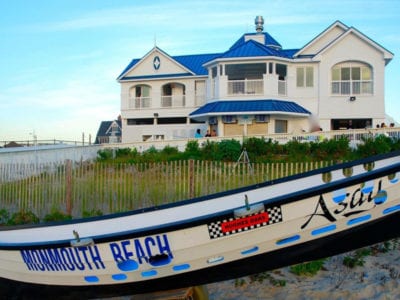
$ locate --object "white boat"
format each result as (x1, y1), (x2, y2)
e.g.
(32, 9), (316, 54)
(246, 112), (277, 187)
(1, 151), (400, 297)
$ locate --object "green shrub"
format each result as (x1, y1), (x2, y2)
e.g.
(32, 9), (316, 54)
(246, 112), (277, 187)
(82, 209), (103, 218)
(355, 135), (392, 158)
(249, 272), (286, 286)
(290, 259), (325, 276)
(97, 149), (113, 161)
(343, 248), (372, 268)
(43, 210), (72, 222)
(284, 140), (311, 162)
(201, 140), (219, 160)
(217, 139), (242, 161)
(243, 137), (268, 156)
(0, 209), (10, 225)
(8, 210), (40, 225)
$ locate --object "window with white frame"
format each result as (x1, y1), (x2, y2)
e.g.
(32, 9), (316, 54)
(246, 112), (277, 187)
(331, 62), (373, 95)
(129, 85), (151, 108)
(296, 66), (314, 87)
(275, 119), (288, 133)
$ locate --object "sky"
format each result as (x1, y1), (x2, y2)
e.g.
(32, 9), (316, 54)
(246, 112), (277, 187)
(1, 0), (399, 143)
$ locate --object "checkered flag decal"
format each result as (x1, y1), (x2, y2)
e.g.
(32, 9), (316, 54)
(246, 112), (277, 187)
(207, 205), (283, 239)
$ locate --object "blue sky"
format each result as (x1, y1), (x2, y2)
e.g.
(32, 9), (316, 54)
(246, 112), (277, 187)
(1, 0), (399, 142)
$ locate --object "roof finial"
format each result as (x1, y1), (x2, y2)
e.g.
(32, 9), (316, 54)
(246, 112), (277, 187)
(255, 16), (264, 33)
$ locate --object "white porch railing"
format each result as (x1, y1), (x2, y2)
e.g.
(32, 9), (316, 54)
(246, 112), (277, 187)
(129, 97), (151, 109)
(105, 127), (400, 153)
(161, 95), (186, 107)
(228, 79), (263, 96)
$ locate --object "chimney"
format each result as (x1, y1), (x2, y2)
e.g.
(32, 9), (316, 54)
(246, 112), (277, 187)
(255, 16), (264, 33)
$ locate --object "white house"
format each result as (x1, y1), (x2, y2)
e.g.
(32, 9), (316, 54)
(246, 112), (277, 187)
(117, 17), (393, 142)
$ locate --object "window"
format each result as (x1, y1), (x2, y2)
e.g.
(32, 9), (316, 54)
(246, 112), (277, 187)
(275, 64), (287, 80)
(255, 115), (270, 123)
(268, 62), (273, 74)
(225, 63), (266, 80)
(222, 115), (237, 124)
(129, 85), (151, 108)
(275, 120), (288, 133)
(212, 67), (218, 78)
(331, 63), (373, 95)
(127, 118), (153, 125)
(296, 66), (314, 87)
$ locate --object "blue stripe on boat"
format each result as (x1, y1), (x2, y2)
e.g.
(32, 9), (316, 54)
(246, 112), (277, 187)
(173, 264), (191, 271)
(383, 204), (400, 215)
(84, 276), (99, 283)
(141, 270), (157, 277)
(276, 235), (300, 245)
(241, 246), (259, 255)
(347, 214), (371, 226)
(311, 224), (337, 236)
(112, 274), (127, 281)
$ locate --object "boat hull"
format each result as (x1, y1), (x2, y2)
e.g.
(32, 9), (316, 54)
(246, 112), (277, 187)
(0, 210), (399, 299)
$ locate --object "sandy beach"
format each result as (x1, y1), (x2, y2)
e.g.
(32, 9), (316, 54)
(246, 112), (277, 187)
(206, 241), (400, 300)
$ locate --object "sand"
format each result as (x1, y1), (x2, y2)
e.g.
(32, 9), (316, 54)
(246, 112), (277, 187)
(206, 241), (400, 299)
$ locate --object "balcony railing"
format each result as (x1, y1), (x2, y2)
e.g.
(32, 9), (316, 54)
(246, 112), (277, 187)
(129, 97), (151, 109)
(331, 80), (373, 95)
(161, 95), (186, 107)
(228, 79), (263, 96)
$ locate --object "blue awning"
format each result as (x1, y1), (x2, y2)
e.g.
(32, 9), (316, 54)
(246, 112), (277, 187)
(190, 100), (311, 120)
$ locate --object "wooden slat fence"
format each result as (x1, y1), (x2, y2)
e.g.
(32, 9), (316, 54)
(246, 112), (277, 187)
(0, 160), (332, 219)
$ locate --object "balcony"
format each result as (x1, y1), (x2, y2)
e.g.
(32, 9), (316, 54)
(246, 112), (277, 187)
(228, 79), (263, 96)
(129, 97), (151, 109)
(161, 95), (186, 107)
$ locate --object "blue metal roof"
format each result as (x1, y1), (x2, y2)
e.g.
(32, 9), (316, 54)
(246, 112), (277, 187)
(174, 53), (220, 75)
(190, 100), (311, 118)
(118, 32), (301, 80)
(230, 33), (282, 50)
(219, 40), (292, 59)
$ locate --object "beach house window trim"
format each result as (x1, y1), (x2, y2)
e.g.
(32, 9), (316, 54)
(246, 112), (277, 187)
(331, 62), (373, 95)
(296, 66), (314, 87)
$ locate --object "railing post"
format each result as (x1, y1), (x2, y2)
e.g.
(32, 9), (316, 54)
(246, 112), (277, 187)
(65, 159), (73, 215)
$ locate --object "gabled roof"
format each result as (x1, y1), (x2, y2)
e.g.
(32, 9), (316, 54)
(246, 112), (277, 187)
(117, 47), (220, 80)
(95, 120), (122, 144)
(295, 20), (394, 64)
(313, 26), (394, 64)
(190, 100), (311, 120)
(294, 20), (348, 57)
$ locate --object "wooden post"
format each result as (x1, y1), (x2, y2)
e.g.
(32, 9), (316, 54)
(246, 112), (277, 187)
(65, 159), (73, 215)
(189, 159), (195, 199)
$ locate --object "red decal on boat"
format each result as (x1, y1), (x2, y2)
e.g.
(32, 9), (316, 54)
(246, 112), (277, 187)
(221, 212), (269, 233)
